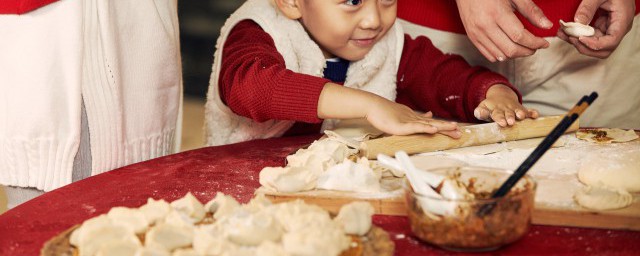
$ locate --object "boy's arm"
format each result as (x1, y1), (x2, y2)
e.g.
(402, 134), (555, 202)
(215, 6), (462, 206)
(395, 34), (523, 123)
(220, 21), (459, 136)
(219, 20), (329, 123)
(318, 83), (460, 137)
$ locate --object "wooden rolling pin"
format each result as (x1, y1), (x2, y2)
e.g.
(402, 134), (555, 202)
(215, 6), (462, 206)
(359, 115), (579, 159)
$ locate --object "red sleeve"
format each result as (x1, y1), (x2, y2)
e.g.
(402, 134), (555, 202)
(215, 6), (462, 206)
(395, 34), (521, 123)
(0, 0), (58, 14)
(219, 20), (329, 123)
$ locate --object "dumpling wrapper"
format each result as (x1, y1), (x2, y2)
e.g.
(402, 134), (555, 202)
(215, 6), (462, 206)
(578, 150), (640, 192)
(576, 128), (638, 144)
(560, 20), (595, 37)
(333, 202), (374, 236)
(574, 186), (633, 210)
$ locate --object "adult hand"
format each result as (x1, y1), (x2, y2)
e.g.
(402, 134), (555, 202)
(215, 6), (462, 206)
(455, 0), (552, 62)
(557, 0), (636, 58)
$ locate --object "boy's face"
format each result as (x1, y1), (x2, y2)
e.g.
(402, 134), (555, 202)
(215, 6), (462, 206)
(294, 0), (397, 61)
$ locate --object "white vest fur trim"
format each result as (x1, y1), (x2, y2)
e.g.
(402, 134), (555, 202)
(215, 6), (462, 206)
(205, 0), (404, 146)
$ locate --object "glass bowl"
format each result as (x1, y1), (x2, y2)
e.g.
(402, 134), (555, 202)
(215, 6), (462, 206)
(404, 166), (536, 252)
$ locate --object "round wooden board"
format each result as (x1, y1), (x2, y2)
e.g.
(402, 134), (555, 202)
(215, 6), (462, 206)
(41, 224), (394, 256)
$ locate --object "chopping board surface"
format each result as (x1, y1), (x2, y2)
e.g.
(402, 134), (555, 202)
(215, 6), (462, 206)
(259, 132), (640, 231)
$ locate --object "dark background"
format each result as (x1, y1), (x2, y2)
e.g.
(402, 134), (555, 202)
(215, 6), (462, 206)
(179, 1), (244, 98)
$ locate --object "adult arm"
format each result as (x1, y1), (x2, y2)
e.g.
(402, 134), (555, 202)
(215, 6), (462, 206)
(454, 0), (552, 62)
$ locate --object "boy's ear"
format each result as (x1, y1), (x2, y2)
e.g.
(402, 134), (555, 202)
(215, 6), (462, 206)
(274, 0), (302, 19)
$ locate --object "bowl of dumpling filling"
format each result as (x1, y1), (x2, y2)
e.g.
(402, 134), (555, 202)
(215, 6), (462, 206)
(404, 166), (536, 252)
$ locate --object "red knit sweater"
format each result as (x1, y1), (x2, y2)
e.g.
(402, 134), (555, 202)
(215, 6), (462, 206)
(219, 21), (519, 136)
(398, 0), (640, 37)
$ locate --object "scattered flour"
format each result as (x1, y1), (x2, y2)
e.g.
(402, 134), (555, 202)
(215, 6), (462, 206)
(418, 134), (640, 209)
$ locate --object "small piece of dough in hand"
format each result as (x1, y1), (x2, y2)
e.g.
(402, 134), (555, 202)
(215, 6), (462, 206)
(560, 20), (595, 37)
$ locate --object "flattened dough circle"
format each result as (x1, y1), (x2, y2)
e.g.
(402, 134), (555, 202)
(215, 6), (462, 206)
(578, 151), (640, 192)
(576, 128), (639, 144)
(574, 186), (633, 210)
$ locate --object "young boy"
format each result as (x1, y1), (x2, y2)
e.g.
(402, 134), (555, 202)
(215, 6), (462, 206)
(205, 0), (538, 146)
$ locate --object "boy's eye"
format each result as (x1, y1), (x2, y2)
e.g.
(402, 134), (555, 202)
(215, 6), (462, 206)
(344, 0), (362, 6)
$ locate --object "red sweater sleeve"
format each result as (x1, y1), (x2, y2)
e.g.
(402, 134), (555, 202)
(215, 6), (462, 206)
(0, 0), (58, 14)
(395, 34), (521, 123)
(219, 20), (329, 123)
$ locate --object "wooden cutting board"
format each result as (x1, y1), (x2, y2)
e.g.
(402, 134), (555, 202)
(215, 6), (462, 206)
(360, 116), (579, 159)
(257, 185), (405, 216)
(533, 202), (640, 231)
(259, 186), (640, 231)
(258, 131), (640, 231)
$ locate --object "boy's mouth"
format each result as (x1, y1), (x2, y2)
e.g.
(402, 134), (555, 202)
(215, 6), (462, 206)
(351, 37), (376, 47)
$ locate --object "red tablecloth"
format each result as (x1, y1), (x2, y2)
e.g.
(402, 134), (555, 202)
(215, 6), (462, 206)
(0, 135), (638, 255)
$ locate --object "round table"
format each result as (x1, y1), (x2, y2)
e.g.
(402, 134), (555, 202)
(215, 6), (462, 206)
(1, 135), (638, 255)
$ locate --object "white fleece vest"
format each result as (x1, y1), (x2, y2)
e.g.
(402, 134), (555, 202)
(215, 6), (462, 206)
(205, 0), (405, 146)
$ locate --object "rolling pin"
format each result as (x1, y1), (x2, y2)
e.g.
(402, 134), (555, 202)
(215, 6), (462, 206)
(359, 115), (579, 159)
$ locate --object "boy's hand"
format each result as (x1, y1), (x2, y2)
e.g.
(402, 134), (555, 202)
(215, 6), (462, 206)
(318, 83), (460, 138)
(366, 99), (461, 138)
(474, 84), (539, 127)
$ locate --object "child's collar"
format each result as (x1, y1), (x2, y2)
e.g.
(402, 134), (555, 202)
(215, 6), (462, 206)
(326, 57), (348, 63)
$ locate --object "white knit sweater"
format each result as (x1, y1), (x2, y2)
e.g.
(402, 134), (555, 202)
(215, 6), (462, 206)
(205, 0), (404, 146)
(0, 0), (183, 191)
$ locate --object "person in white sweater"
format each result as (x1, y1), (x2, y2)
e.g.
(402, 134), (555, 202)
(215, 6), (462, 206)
(0, 0), (183, 209)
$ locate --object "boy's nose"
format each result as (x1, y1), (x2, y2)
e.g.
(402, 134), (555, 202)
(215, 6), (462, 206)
(359, 3), (381, 30)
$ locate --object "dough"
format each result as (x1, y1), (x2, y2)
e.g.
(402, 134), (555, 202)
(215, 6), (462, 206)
(55, 193), (394, 256)
(560, 20), (595, 37)
(259, 166), (317, 193)
(224, 211), (283, 246)
(140, 198), (172, 225)
(410, 155), (467, 170)
(272, 201), (351, 256)
(333, 202), (374, 236)
(170, 192), (206, 223)
(260, 136), (377, 194)
(285, 149), (334, 176)
(69, 215), (139, 255)
(255, 241), (287, 256)
(95, 239), (142, 256)
(316, 158), (381, 193)
(107, 207), (150, 234)
(145, 223), (194, 251)
(574, 186), (633, 210)
(576, 128), (639, 144)
(328, 118), (383, 142)
(306, 139), (357, 163)
(205, 192), (241, 220)
(282, 225), (350, 256)
(78, 226), (140, 256)
(324, 130), (361, 149)
(578, 151), (640, 192)
(506, 136), (567, 150)
(437, 137), (567, 155)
